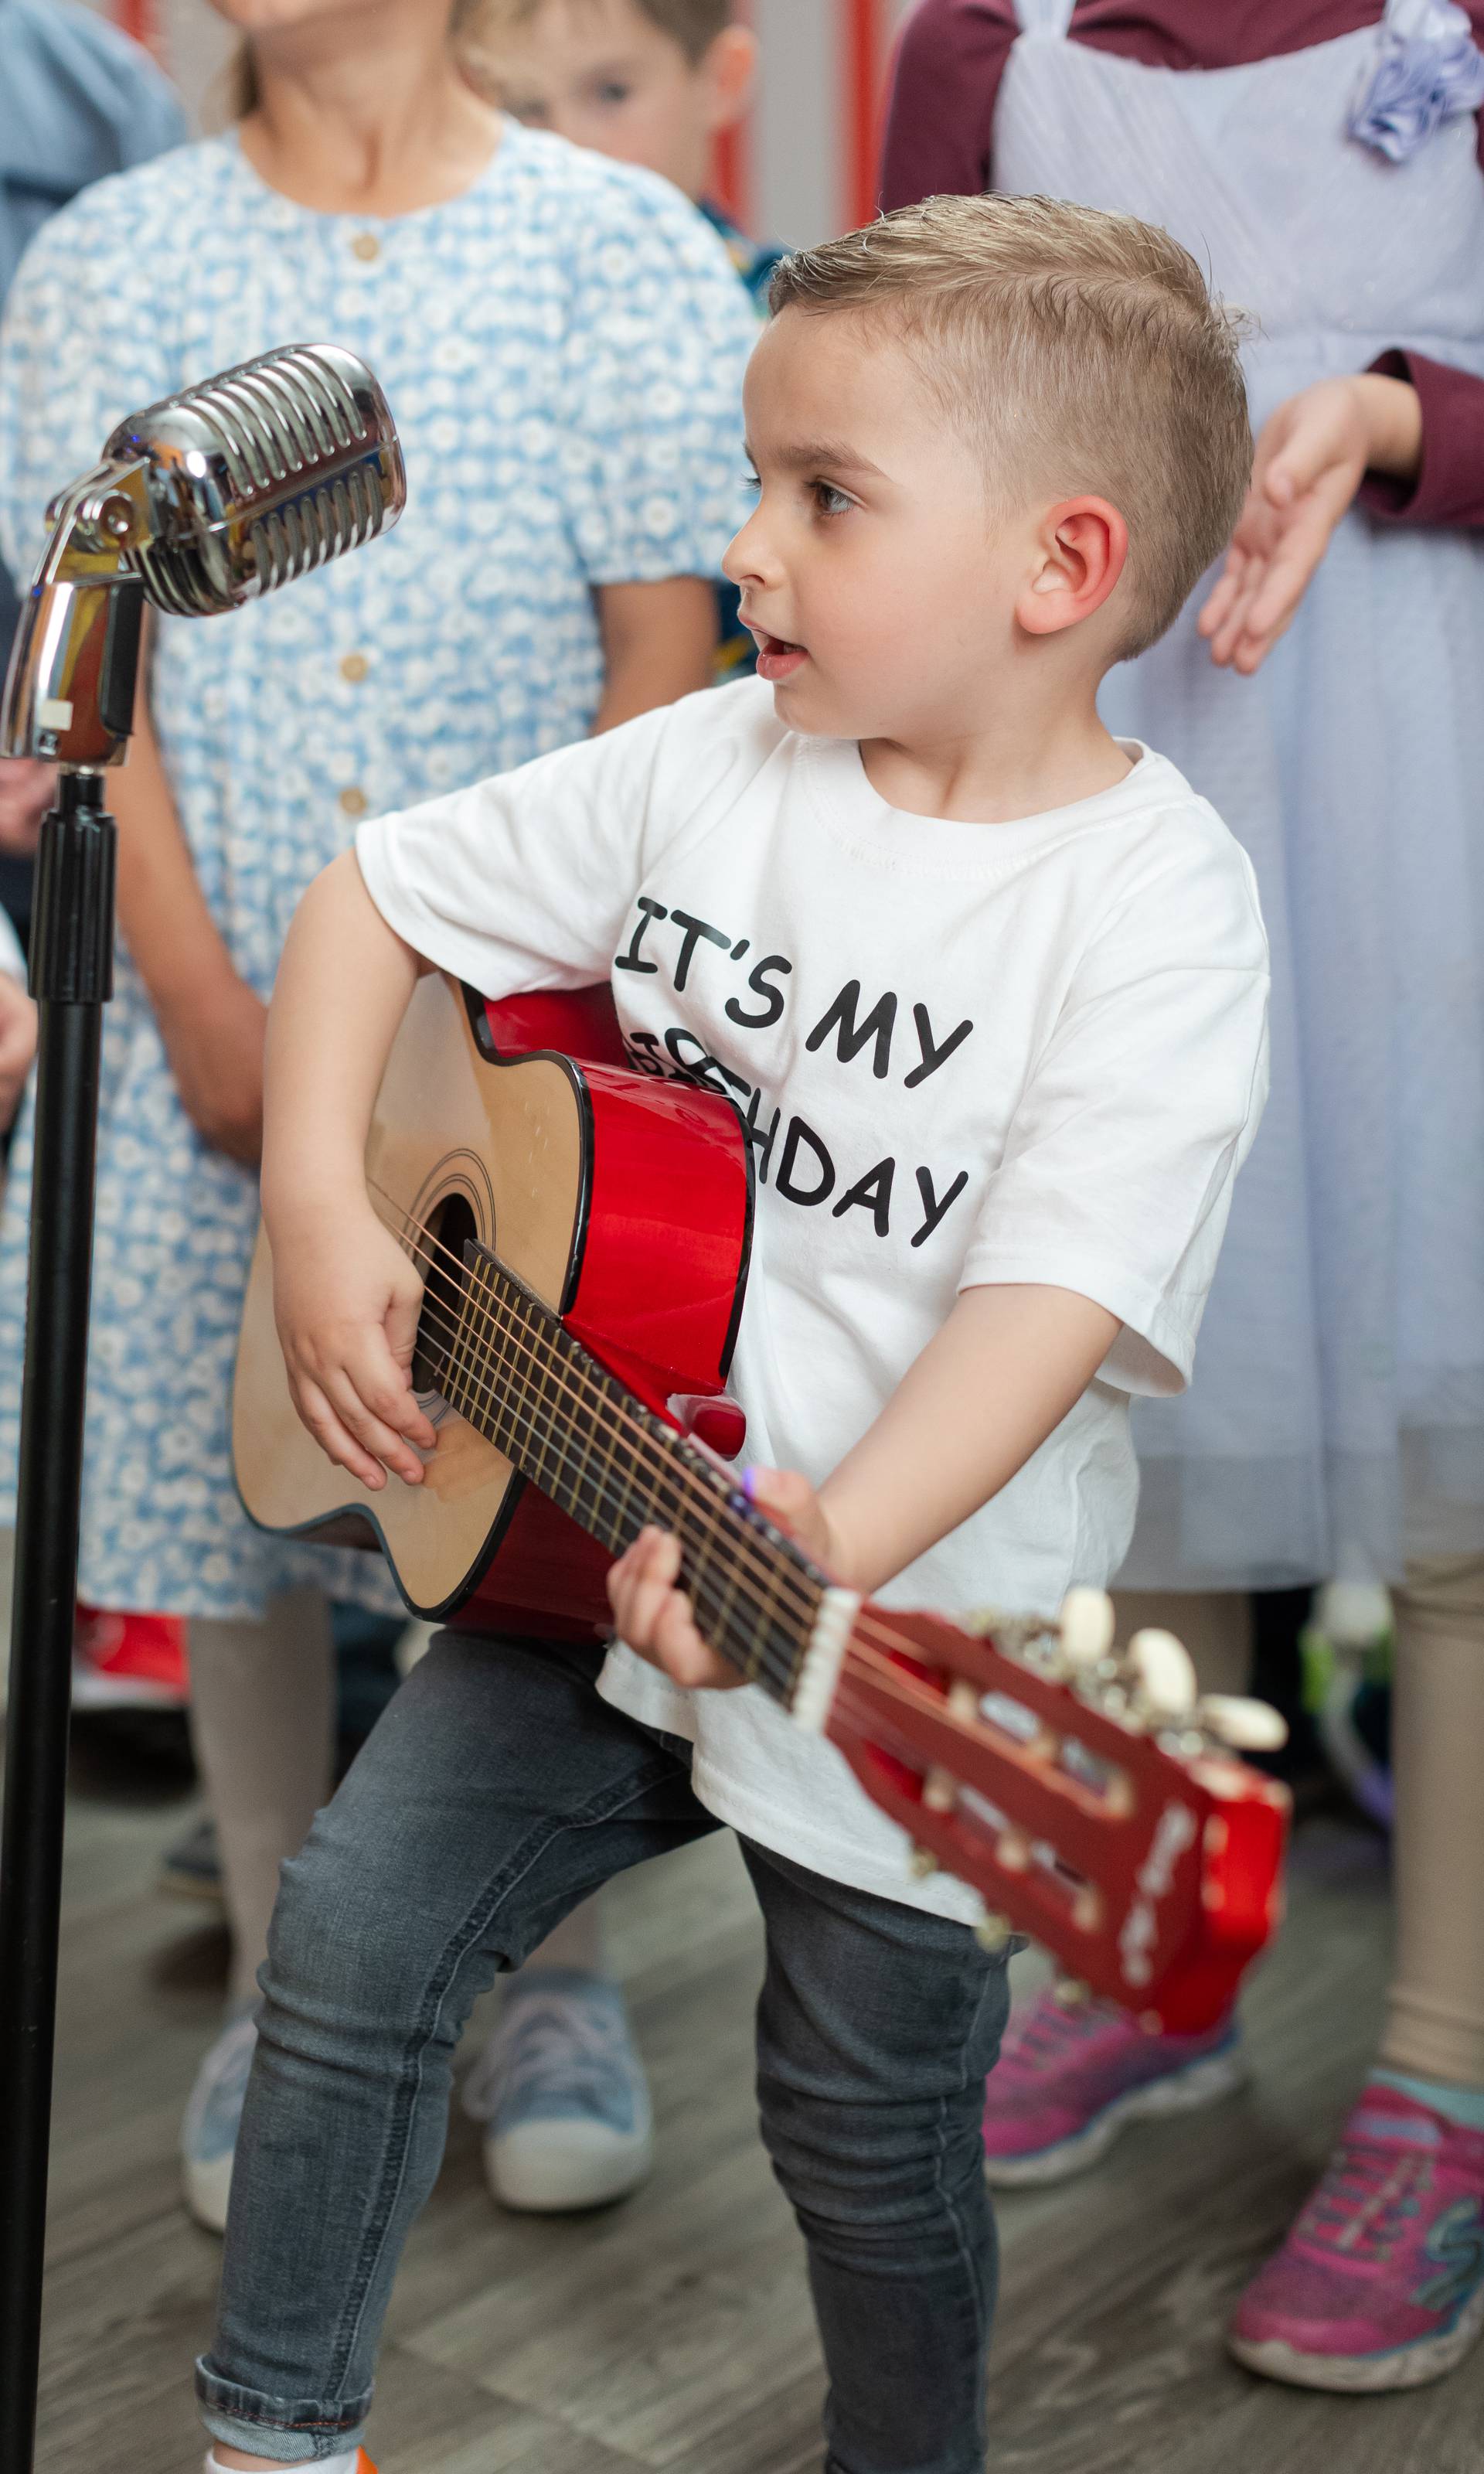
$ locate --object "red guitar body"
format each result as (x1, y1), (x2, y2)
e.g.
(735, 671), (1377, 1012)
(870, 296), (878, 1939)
(455, 985), (752, 1641)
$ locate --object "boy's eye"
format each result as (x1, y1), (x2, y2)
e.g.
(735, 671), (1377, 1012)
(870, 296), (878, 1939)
(813, 481), (853, 517)
(594, 78), (632, 105)
(744, 471), (761, 494)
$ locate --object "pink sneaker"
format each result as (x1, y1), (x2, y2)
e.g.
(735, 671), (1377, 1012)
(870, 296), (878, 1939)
(1229, 2086), (1484, 2391)
(982, 1985), (1244, 2186)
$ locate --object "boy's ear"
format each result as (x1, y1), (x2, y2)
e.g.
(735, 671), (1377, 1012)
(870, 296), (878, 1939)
(699, 23), (758, 135)
(1017, 497), (1129, 638)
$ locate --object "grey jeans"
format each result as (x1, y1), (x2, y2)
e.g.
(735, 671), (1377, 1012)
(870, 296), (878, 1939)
(196, 1631), (1012, 2472)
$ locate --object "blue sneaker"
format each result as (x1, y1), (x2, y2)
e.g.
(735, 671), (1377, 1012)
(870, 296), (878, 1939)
(463, 1968), (654, 2212)
(182, 2005), (257, 2232)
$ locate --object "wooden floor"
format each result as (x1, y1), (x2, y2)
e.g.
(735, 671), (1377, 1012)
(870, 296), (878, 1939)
(19, 1727), (1484, 2474)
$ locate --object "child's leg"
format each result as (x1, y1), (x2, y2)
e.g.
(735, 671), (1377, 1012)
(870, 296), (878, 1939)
(742, 1843), (1012, 2474)
(189, 1586), (335, 2006)
(1382, 1552), (1484, 2088)
(196, 1631), (713, 2465)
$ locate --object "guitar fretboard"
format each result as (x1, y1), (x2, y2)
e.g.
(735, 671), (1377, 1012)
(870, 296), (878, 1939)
(423, 1234), (825, 1706)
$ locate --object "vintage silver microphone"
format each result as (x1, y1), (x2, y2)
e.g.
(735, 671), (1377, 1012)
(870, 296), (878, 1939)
(0, 342), (406, 2474)
(3, 339), (406, 767)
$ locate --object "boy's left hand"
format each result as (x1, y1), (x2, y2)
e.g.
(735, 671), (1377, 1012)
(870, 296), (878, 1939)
(606, 1467), (837, 1689)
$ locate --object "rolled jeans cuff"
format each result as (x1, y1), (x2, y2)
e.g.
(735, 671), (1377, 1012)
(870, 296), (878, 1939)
(195, 2357), (370, 2462)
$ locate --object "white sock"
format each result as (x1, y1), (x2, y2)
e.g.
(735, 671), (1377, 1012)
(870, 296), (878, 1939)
(206, 2452), (359, 2473)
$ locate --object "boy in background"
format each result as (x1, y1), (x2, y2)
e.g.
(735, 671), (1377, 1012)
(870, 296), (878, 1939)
(475, 0), (784, 670)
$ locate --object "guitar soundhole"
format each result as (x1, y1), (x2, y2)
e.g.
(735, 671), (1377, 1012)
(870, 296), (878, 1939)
(411, 1191), (478, 1399)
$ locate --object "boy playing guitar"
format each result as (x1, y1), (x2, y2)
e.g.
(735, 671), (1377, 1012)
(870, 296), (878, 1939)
(200, 195), (1270, 2474)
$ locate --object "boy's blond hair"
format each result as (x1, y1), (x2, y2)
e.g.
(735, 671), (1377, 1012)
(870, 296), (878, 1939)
(771, 193), (1252, 659)
(474, 0), (732, 65)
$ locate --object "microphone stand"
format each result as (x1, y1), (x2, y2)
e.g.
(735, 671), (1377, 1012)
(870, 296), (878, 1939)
(0, 547), (136, 2467)
(0, 348), (403, 2469)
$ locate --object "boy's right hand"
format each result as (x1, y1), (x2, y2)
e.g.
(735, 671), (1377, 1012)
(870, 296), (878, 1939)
(271, 1200), (438, 1490)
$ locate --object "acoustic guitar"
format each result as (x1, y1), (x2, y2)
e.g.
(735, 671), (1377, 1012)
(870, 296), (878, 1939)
(233, 973), (1289, 2032)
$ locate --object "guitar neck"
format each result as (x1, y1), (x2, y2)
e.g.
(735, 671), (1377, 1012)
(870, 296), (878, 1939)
(436, 1235), (832, 1707)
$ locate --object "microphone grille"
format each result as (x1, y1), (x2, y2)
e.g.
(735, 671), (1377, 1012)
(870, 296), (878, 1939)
(106, 343), (407, 617)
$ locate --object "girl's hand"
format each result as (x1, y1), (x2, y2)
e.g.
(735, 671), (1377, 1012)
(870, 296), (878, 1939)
(606, 1466), (838, 1690)
(156, 967), (269, 1166)
(0, 972), (38, 1130)
(271, 1199), (437, 1489)
(1198, 373), (1421, 675)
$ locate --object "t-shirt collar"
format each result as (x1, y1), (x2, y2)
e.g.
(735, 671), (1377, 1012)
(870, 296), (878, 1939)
(795, 730), (1172, 877)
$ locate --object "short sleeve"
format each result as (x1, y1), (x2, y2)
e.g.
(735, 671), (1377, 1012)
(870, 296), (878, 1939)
(0, 182), (178, 590)
(356, 684), (774, 996)
(960, 833), (1270, 1396)
(555, 168), (756, 588)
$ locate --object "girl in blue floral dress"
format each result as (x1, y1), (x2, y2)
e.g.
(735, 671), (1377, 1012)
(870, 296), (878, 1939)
(0, 0), (754, 2230)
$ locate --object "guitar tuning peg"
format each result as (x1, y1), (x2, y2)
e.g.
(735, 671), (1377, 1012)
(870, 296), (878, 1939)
(1127, 1627), (1198, 1720)
(975, 1912), (1013, 1954)
(1052, 1977), (1091, 2010)
(922, 1766), (957, 1815)
(1057, 1586), (1116, 1671)
(1196, 1692), (1289, 1753)
(908, 1844), (939, 1879)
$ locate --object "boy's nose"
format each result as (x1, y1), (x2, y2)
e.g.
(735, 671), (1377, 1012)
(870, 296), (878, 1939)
(722, 503), (775, 590)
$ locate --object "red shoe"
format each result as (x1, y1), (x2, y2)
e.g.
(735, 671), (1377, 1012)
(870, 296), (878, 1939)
(73, 1603), (189, 1709)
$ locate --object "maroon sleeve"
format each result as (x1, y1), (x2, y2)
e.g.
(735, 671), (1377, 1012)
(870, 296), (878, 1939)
(879, 0), (1023, 212)
(1358, 349), (1484, 530)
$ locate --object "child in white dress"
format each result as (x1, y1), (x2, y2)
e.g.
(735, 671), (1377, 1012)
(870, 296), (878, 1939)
(884, 0), (1484, 2396)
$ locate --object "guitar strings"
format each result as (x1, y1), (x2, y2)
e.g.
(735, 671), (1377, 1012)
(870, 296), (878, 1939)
(365, 1181), (828, 1634)
(361, 1272), (808, 1700)
(383, 1283), (812, 1706)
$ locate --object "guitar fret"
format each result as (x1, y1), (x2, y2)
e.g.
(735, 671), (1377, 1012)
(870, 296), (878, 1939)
(741, 1548), (789, 1687)
(508, 1286), (563, 1502)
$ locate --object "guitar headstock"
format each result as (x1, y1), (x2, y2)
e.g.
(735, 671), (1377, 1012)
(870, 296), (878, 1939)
(824, 1590), (1290, 2033)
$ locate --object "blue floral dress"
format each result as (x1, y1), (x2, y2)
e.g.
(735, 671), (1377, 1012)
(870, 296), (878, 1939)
(0, 122), (756, 1617)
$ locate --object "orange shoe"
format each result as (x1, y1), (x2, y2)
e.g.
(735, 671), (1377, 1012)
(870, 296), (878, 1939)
(73, 1603), (189, 1709)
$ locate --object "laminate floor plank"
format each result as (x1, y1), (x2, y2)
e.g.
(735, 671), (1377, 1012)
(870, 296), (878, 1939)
(14, 1735), (1483, 2474)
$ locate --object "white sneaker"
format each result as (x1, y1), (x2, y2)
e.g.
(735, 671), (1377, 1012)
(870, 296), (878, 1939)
(463, 1968), (653, 2213)
(182, 2008), (257, 2232)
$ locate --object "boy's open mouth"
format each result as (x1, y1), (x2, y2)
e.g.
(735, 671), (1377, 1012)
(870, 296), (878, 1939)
(753, 629), (809, 683)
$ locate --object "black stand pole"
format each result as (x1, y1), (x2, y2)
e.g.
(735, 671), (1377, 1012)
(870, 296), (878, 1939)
(0, 771), (114, 2474)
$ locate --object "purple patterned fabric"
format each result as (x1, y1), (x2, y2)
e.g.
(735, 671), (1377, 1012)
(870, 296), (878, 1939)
(1350, 0), (1484, 161)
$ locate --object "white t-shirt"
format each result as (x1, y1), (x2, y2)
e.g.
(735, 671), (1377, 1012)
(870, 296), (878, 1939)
(357, 678), (1269, 1921)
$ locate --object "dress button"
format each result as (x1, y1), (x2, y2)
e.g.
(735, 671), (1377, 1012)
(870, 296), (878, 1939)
(351, 232), (380, 263)
(338, 786), (368, 817)
(339, 652), (369, 683)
